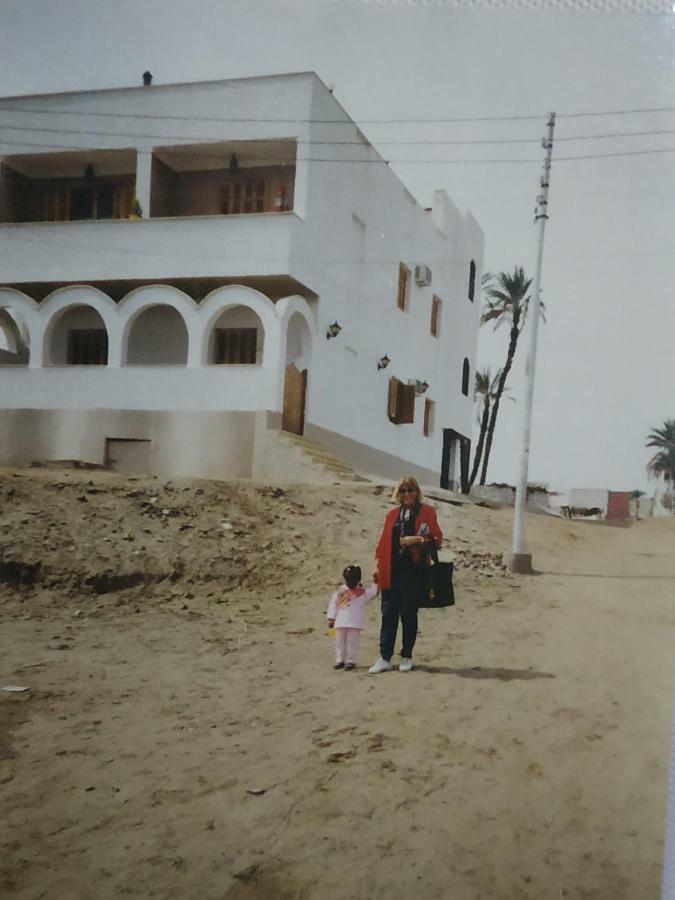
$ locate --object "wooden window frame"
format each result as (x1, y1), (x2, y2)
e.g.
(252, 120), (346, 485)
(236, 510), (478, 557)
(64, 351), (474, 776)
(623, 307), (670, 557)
(396, 263), (411, 312)
(430, 295), (441, 337)
(213, 327), (258, 365)
(423, 398), (434, 437)
(388, 376), (416, 425)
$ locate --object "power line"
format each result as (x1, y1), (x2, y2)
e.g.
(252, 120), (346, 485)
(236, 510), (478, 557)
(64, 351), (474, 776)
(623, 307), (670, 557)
(4, 135), (675, 164)
(4, 119), (675, 146)
(2, 102), (675, 125)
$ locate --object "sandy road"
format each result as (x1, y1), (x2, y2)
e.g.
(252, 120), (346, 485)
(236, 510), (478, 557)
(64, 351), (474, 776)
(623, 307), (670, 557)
(1, 475), (674, 900)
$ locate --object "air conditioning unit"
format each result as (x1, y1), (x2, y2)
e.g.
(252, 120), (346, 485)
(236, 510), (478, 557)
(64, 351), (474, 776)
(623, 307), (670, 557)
(414, 264), (432, 287)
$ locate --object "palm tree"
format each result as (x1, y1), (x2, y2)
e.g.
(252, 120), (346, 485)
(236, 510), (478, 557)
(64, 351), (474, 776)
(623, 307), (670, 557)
(468, 367), (501, 490)
(478, 267), (533, 485)
(646, 419), (675, 513)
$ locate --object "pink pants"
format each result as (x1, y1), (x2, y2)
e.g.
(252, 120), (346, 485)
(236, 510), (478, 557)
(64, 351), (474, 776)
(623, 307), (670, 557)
(335, 627), (361, 665)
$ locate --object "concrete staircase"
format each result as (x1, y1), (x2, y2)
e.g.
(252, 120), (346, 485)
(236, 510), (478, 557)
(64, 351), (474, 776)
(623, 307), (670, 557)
(278, 432), (370, 483)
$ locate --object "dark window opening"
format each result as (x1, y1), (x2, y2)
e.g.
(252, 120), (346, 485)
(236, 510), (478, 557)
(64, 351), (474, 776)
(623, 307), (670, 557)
(462, 358), (470, 396)
(468, 260), (476, 302)
(214, 328), (258, 365)
(67, 329), (108, 365)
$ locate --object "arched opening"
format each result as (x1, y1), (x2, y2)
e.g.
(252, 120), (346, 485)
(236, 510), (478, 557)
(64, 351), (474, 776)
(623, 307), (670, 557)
(207, 305), (264, 365)
(48, 305), (108, 366)
(125, 305), (188, 365)
(282, 312), (312, 435)
(462, 358), (470, 396)
(0, 309), (29, 366)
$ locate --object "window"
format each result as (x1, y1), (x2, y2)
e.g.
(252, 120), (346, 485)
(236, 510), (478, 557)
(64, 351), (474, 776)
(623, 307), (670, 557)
(396, 263), (411, 311)
(67, 329), (108, 365)
(388, 376), (416, 424)
(462, 358), (470, 396)
(214, 328), (258, 365)
(221, 182), (265, 215)
(42, 184), (133, 222)
(423, 398), (434, 437)
(468, 260), (476, 302)
(430, 296), (442, 337)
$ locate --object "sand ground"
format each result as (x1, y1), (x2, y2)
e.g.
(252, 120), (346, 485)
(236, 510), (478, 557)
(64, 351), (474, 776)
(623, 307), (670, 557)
(1, 467), (674, 900)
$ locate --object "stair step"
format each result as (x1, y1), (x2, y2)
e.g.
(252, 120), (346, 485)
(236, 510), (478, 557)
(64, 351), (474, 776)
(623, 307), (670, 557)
(277, 430), (372, 481)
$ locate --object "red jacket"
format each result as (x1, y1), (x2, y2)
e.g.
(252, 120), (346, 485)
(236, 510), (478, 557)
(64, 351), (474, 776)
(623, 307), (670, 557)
(375, 504), (443, 590)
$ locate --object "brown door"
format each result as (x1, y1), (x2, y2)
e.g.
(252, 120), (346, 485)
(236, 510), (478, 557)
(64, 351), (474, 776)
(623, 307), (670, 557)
(282, 364), (307, 435)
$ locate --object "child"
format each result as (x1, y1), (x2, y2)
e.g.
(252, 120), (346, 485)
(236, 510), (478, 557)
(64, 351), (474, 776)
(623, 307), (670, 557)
(327, 565), (378, 671)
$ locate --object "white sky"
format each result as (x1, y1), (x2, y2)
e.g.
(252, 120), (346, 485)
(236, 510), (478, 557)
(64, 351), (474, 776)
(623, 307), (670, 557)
(1, 0), (673, 494)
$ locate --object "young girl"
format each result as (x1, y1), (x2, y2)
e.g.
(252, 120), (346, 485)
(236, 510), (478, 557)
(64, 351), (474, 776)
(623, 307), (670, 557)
(327, 565), (378, 670)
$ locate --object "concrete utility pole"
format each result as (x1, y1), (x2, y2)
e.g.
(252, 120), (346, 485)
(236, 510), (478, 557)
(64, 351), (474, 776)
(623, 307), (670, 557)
(508, 112), (556, 575)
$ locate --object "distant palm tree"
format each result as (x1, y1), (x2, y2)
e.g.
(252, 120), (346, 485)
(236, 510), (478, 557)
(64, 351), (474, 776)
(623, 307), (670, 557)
(478, 267), (534, 485)
(468, 367), (501, 490)
(646, 419), (675, 513)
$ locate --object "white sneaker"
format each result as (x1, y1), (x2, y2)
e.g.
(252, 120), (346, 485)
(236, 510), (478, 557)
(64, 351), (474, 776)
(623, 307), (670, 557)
(368, 657), (391, 674)
(399, 658), (413, 672)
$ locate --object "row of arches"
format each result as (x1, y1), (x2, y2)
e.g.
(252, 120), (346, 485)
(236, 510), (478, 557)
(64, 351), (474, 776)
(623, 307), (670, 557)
(0, 284), (313, 370)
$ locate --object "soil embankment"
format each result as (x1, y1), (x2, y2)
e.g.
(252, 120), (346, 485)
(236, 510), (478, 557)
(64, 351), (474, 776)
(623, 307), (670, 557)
(1, 467), (674, 899)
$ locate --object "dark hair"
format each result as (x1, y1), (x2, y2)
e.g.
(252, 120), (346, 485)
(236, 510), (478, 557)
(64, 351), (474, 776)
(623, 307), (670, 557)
(343, 565), (362, 588)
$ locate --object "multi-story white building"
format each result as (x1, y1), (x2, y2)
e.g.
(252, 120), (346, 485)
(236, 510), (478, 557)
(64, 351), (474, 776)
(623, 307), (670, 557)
(0, 71), (483, 488)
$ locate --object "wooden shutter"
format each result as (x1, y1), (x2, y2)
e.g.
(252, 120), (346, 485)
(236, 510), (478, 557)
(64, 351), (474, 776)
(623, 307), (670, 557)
(423, 398), (433, 436)
(388, 377), (415, 424)
(396, 264), (409, 311)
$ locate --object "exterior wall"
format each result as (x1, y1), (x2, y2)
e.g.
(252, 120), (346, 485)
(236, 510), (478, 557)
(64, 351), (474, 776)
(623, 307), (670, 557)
(0, 72), (483, 484)
(288, 79), (483, 481)
(607, 490), (632, 521)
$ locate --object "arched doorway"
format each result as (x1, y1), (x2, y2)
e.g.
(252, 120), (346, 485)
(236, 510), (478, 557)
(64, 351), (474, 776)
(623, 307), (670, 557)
(282, 312), (311, 435)
(47, 305), (109, 366)
(125, 305), (188, 365)
(206, 305), (264, 365)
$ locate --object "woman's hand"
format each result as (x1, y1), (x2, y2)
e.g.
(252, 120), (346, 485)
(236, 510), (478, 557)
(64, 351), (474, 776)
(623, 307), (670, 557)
(400, 535), (424, 547)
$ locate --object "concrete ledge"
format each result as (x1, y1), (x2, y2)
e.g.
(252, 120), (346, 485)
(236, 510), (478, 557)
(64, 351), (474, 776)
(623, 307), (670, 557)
(505, 552), (534, 575)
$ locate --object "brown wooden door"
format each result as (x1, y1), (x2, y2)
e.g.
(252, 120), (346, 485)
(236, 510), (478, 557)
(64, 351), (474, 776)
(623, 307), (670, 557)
(282, 364), (307, 435)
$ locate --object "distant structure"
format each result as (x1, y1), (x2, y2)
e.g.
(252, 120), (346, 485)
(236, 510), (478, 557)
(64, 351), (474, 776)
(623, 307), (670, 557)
(0, 72), (483, 484)
(563, 488), (649, 522)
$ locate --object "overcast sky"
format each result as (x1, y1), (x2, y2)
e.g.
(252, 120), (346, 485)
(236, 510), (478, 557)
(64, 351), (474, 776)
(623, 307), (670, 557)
(1, 0), (673, 494)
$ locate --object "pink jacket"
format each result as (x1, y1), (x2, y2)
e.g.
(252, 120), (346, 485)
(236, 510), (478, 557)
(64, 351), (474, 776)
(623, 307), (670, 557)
(327, 584), (378, 630)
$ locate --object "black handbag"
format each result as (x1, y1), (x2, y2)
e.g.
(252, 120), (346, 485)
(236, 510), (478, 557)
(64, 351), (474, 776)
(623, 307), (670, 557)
(417, 544), (455, 609)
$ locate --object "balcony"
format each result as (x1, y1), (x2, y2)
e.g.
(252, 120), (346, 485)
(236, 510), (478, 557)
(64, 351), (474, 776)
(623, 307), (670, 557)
(0, 142), (300, 285)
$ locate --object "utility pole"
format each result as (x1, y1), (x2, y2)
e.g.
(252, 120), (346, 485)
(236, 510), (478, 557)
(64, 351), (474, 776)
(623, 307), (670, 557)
(508, 112), (556, 575)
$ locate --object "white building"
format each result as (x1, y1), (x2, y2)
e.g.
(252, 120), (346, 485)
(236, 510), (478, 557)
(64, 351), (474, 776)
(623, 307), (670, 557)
(0, 72), (483, 487)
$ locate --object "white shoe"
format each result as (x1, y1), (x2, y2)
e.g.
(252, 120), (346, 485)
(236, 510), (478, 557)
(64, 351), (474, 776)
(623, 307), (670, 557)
(399, 658), (413, 672)
(368, 657), (391, 674)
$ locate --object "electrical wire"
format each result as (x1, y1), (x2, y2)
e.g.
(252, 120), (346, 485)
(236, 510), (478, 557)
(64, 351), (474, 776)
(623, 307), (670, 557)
(4, 120), (675, 145)
(2, 101), (675, 124)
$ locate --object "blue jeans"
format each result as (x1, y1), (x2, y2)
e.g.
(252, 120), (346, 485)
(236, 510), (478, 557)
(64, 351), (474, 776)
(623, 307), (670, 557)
(379, 572), (422, 661)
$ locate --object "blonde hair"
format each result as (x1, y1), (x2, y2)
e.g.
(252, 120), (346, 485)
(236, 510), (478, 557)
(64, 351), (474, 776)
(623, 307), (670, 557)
(392, 475), (424, 505)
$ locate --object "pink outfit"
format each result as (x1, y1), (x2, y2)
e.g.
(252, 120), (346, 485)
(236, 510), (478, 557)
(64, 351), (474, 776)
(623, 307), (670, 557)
(327, 584), (378, 666)
(327, 583), (378, 630)
(335, 627), (361, 665)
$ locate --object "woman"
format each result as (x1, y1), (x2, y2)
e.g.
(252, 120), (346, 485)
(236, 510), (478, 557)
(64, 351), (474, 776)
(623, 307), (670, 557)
(369, 476), (443, 674)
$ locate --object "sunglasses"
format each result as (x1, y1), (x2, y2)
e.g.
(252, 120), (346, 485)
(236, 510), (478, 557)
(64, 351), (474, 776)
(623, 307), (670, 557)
(400, 488), (417, 494)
